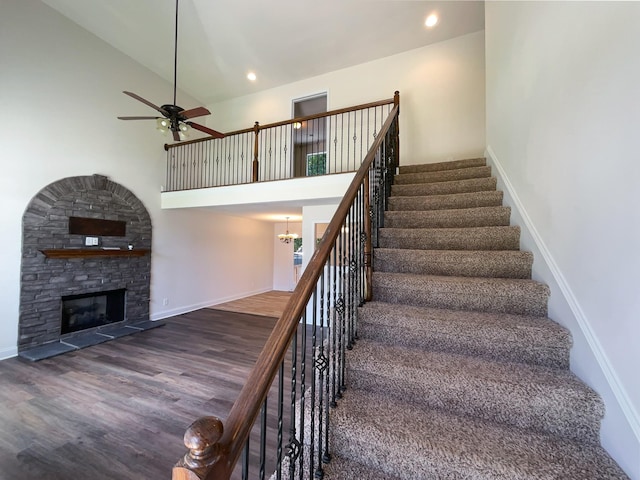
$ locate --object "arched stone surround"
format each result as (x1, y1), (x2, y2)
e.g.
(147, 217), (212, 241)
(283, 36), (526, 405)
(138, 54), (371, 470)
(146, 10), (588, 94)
(19, 175), (152, 351)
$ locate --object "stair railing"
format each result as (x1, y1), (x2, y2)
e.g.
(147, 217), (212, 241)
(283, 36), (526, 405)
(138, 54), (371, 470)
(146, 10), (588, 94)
(163, 96), (396, 192)
(172, 92), (399, 480)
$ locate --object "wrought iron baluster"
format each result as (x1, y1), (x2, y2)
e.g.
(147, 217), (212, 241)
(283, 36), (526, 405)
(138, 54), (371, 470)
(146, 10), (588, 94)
(276, 361), (284, 480)
(345, 209), (353, 354)
(269, 127), (274, 182)
(191, 143), (196, 189)
(298, 310), (307, 480)
(215, 147), (220, 187)
(333, 115), (342, 172)
(287, 329), (300, 479)
(259, 398), (267, 480)
(242, 436), (250, 480)
(196, 142), (201, 189)
(340, 113), (345, 173)
(318, 269), (331, 470)
(278, 125), (283, 180)
(359, 110), (364, 167)
(347, 110), (352, 171)
(203, 141), (207, 188)
(330, 244), (344, 406)
(336, 218), (346, 397)
(310, 288), (320, 479)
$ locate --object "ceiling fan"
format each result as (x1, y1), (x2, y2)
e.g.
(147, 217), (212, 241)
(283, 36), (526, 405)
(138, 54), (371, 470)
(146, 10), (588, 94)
(117, 0), (224, 142)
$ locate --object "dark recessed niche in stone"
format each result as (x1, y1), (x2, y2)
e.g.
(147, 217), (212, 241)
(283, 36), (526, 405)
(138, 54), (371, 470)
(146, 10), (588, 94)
(69, 216), (126, 236)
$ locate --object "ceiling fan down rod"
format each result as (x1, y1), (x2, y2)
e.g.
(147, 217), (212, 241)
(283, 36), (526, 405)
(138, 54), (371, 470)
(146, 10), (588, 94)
(173, 0), (179, 107)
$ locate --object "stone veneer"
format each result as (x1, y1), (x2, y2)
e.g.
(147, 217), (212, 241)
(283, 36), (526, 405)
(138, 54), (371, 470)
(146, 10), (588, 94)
(19, 175), (152, 351)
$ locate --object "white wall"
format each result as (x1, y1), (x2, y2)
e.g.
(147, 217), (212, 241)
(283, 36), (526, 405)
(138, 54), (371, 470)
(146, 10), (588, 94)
(272, 221), (302, 292)
(485, 2), (640, 477)
(207, 31), (486, 165)
(0, 0), (274, 358)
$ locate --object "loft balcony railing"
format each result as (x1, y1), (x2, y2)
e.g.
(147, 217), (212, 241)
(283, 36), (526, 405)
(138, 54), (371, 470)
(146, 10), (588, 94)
(163, 93), (398, 192)
(172, 92), (399, 480)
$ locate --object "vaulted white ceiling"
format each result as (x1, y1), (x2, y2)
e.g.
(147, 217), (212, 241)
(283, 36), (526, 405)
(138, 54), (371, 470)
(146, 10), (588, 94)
(41, 0), (485, 105)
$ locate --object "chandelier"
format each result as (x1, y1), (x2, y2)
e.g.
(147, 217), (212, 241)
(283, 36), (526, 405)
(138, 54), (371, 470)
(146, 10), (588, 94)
(278, 217), (299, 244)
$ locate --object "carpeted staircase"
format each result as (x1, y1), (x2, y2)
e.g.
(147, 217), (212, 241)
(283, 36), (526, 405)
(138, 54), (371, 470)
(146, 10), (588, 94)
(322, 158), (629, 479)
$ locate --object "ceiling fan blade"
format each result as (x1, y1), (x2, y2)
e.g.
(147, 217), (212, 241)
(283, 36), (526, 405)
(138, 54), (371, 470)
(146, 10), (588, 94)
(123, 91), (168, 116)
(172, 130), (181, 142)
(180, 106), (211, 119)
(117, 116), (159, 120)
(187, 122), (225, 139)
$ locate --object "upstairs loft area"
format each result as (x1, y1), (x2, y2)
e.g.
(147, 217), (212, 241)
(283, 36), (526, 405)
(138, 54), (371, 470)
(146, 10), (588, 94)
(162, 93), (399, 193)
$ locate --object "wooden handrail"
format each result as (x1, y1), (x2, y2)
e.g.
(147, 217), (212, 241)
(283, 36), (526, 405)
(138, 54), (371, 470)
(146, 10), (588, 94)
(173, 93), (399, 480)
(164, 95), (395, 151)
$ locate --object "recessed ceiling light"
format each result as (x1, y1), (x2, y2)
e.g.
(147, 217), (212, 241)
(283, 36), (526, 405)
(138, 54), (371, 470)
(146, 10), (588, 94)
(247, 72), (257, 81)
(425, 13), (439, 28)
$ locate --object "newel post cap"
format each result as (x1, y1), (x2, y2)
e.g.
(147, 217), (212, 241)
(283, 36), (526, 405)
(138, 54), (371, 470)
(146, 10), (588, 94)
(182, 416), (224, 469)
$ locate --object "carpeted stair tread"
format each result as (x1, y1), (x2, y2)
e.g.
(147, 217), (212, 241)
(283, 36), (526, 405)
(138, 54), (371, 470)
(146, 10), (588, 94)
(379, 225), (521, 251)
(330, 391), (629, 480)
(399, 157), (486, 174)
(358, 302), (570, 368)
(384, 206), (511, 229)
(372, 272), (549, 317)
(347, 340), (603, 443)
(374, 248), (533, 278)
(394, 165), (491, 185)
(391, 176), (497, 196)
(388, 190), (504, 211)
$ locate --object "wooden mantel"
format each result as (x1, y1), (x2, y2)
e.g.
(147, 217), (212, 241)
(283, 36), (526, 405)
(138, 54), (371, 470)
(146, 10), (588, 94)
(40, 249), (150, 259)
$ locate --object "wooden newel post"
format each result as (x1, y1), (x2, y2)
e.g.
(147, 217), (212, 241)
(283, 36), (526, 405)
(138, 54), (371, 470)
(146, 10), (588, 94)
(173, 416), (225, 480)
(252, 121), (260, 182)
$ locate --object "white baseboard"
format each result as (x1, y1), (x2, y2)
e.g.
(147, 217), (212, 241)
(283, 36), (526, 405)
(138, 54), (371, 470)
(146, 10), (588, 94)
(150, 287), (273, 321)
(486, 146), (640, 475)
(0, 346), (17, 361)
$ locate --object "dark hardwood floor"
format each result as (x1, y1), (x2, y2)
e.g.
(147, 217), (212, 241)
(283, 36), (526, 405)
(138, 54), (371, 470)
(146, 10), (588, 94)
(0, 309), (286, 480)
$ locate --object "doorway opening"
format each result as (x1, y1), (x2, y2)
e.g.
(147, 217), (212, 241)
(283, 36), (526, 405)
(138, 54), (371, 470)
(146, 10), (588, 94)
(292, 93), (327, 178)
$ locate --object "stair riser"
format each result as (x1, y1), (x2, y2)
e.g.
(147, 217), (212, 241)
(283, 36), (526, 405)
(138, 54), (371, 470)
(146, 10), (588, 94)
(388, 190), (504, 211)
(391, 177), (497, 196)
(399, 157), (486, 174)
(384, 207), (511, 229)
(378, 226), (521, 251)
(394, 166), (491, 185)
(374, 250), (533, 279)
(372, 275), (549, 317)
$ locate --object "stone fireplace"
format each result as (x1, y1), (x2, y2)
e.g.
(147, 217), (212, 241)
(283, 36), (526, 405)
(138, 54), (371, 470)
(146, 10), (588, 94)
(19, 174), (153, 357)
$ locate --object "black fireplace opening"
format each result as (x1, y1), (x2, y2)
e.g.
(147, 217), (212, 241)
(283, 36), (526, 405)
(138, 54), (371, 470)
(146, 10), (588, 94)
(61, 288), (126, 335)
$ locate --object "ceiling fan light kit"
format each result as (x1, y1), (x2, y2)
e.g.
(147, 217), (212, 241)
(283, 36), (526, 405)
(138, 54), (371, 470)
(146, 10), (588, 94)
(117, 0), (223, 142)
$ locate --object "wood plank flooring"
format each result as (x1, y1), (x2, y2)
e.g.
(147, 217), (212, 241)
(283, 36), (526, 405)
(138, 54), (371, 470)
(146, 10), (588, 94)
(209, 291), (292, 318)
(0, 307), (293, 480)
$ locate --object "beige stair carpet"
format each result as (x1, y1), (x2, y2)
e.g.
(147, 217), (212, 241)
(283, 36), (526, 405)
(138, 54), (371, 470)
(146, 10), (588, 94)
(321, 158), (630, 479)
